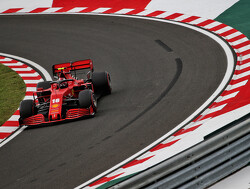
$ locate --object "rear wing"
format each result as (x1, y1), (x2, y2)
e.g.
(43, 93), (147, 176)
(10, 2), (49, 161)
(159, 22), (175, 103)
(52, 59), (94, 77)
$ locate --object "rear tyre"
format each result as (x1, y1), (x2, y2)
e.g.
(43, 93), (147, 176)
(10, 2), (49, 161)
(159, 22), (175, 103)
(92, 72), (111, 96)
(20, 99), (34, 118)
(79, 90), (97, 112)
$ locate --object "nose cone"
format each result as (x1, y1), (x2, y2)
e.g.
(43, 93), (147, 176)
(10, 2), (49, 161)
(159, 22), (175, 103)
(49, 94), (63, 121)
(50, 113), (61, 121)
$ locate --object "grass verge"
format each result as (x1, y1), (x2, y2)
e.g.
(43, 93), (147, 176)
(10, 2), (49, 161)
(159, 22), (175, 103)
(0, 63), (26, 125)
(216, 0), (250, 39)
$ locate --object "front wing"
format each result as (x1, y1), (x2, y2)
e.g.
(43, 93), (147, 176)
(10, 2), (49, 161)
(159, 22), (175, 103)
(20, 107), (95, 126)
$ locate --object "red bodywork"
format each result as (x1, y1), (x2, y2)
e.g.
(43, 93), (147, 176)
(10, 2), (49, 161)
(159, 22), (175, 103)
(21, 59), (96, 126)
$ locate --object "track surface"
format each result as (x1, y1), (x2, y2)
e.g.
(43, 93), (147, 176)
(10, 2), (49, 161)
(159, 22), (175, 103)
(0, 15), (227, 189)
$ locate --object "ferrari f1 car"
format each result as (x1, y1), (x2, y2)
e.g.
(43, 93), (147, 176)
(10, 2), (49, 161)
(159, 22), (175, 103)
(19, 59), (111, 126)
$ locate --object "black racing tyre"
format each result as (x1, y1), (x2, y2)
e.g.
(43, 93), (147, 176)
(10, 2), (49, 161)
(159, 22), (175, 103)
(20, 99), (34, 118)
(79, 90), (97, 111)
(92, 72), (111, 95)
(36, 81), (51, 90)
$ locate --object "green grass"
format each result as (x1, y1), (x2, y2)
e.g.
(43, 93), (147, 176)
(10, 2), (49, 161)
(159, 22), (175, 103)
(216, 0), (250, 39)
(0, 63), (26, 125)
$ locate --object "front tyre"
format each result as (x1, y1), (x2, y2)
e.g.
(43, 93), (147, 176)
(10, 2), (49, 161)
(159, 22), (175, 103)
(19, 99), (35, 118)
(79, 90), (97, 112)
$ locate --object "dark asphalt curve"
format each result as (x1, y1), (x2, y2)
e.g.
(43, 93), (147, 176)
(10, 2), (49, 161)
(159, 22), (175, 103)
(0, 15), (228, 189)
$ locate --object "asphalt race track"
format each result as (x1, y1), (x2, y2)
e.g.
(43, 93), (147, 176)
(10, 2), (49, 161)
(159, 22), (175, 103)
(0, 15), (229, 189)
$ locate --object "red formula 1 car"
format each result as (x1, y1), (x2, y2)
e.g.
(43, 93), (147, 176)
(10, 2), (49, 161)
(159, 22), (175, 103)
(19, 59), (111, 126)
